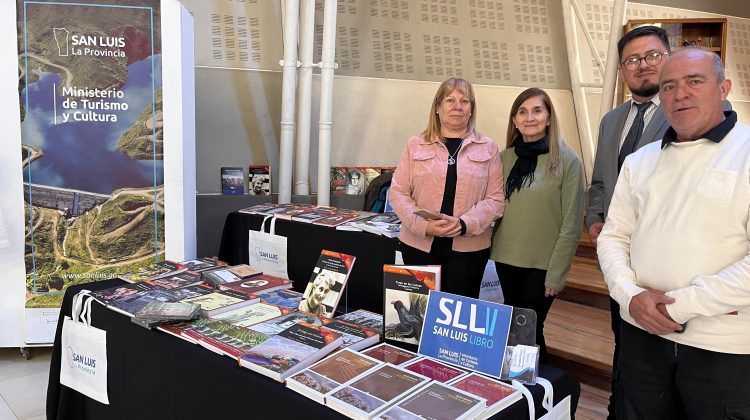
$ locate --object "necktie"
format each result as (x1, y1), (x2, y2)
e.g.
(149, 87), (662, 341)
(618, 101), (651, 171)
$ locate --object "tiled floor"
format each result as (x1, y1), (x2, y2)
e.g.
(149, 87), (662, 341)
(0, 346), (51, 420)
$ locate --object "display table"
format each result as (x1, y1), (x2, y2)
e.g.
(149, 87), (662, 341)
(47, 281), (580, 419)
(218, 211), (400, 314)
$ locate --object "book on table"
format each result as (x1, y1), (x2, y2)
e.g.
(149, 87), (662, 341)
(118, 260), (187, 283)
(250, 311), (323, 336)
(239, 203), (279, 215)
(402, 356), (468, 383)
(179, 289), (259, 317)
(239, 321), (343, 382)
(286, 348), (383, 404)
(133, 301), (201, 321)
(325, 363), (431, 419)
(447, 372), (523, 419)
(202, 264), (262, 288)
(298, 250), (356, 318)
(178, 257), (228, 273)
(360, 343), (421, 366)
(218, 273), (293, 295)
(319, 318), (380, 351)
(382, 265), (441, 347)
(378, 381), (486, 420)
(334, 309), (383, 333)
(255, 288), (305, 311)
(145, 271), (203, 289)
(157, 320), (201, 344)
(182, 318), (270, 358)
(210, 302), (294, 328)
(90, 282), (182, 317)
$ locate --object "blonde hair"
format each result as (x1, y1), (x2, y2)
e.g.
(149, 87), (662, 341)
(505, 87), (566, 177)
(423, 78), (479, 142)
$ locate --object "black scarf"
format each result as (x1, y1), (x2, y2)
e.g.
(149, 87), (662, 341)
(505, 135), (549, 200)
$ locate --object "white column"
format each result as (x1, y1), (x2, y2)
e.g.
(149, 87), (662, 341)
(278, 0), (300, 203)
(294, 0), (315, 196)
(316, 0), (338, 206)
(599, 0), (627, 121)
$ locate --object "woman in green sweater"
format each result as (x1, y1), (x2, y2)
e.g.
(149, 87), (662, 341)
(490, 87), (584, 363)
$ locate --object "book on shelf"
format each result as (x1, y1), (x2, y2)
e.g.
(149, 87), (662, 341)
(298, 250), (356, 318)
(360, 343), (421, 366)
(447, 372), (523, 418)
(118, 260), (187, 283)
(248, 165), (271, 195)
(325, 363), (431, 419)
(239, 322), (343, 382)
(255, 288), (305, 311)
(402, 356), (468, 383)
(320, 318), (380, 351)
(177, 257), (228, 273)
(184, 318), (270, 358)
(250, 311), (323, 336)
(219, 273), (293, 296)
(383, 265), (441, 347)
(202, 265), (262, 288)
(145, 271), (203, 289)
(179, 289), (260, 317)
(211, 302), (294, 328)
(334, 309), (383, 333)
(378, 381), (486, 420)
(286, 348), (383, 404)
(221, 167), (244, 195)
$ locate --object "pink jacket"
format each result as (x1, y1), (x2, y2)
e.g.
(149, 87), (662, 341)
(390, 132), (505, 253)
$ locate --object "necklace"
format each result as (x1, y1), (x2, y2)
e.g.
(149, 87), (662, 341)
(447, 138), (464, 166)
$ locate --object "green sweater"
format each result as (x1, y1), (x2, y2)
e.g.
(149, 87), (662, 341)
(490, 146), (584, 291)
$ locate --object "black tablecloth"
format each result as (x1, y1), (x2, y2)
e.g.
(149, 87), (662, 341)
(47, 289), (579, 419)
(218, 211), (400, 315)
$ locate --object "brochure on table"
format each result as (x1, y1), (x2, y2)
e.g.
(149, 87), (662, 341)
(419, 290), (537, 381)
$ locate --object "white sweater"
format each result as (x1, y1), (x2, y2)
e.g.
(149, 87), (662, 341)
(598, 122), (750, 354)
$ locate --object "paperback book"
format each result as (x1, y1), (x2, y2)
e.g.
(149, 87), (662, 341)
(383, 265), (441, 346)
(448, 373), (523, 418)
(313, 213), (364, 227)
(379, 382), (486, 420)
(179, 289), (260, 317)
(219, 273), (293, 295)
(239, 203), (279, 215)
(118, 260), (186, 283)
(361, 343), (421, 366)
(403, 356), (468, 383)
(326, 363), (431, 419)
(320, 318), (380, 351)
(178, 257), (228, 273)
(211, 302), (293, 328)
(90, 282), (182, 317)
(335, 309), (383, 332)
(157, 320), (200, 344)
(145, 271), (203, 289)
(286, 348), (383, 404)
(239, 322), (343, 382)
(202, 265), (262, 288)
(133, 301), (201, 321)
(248, 165), (271, 195)
(298, 250), (356, 318)
(256, 288), (305, 311)
(221, 167), (244, 195)
(165, 283), (215, 300)
(185, 318), (270, 358)
(250, 311), (323, 336)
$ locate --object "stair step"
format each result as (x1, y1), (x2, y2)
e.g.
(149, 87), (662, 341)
(546, 299), (614, 373)
(566, 258), (608, 296)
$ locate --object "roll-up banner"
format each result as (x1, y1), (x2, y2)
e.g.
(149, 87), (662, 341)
(17, 0), (163, 343)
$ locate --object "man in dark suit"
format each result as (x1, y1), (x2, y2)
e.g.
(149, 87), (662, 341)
(587, 26), (671, 420)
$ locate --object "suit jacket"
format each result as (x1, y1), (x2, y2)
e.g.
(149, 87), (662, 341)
(587, 101), (669, 227)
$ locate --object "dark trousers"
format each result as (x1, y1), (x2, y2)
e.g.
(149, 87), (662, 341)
(399, 242), (490, 299)
(609, 297), (622, 420)
(495, 262), (555, 364)
(617, 321), (750, 420)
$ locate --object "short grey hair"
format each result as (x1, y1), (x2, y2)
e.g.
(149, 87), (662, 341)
(711, 52), (725, 83)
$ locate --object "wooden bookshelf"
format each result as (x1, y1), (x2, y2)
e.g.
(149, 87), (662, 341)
(619, 18), (727, 103)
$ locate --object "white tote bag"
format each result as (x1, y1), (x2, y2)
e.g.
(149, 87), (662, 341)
(248, 215), (289, 279)
(60, 291), (109, 404)
(514, 377), (571, 420)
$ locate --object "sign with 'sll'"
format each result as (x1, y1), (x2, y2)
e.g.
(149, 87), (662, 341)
(418, 291), (512, 377)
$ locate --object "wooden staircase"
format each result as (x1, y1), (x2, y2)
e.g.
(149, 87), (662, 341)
(546, 229), (615, 390)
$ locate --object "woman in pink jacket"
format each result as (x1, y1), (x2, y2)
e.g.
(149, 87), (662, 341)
(390, 78), (505, 298)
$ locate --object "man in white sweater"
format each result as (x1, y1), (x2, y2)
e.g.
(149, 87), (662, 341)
(598, 48), (750, 419)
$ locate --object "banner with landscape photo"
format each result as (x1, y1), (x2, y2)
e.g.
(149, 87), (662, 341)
(17, 0), (163, 340)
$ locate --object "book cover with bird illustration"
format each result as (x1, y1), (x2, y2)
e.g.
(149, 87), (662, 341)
(382, 265), (440, 347)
